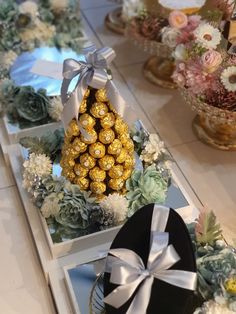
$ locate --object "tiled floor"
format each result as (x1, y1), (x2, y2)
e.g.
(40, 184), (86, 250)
(0, 0), (235, 313)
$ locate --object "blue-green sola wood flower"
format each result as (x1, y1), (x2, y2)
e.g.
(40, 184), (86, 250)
(15, 86), (49, 122)
(126, 164), (168, 217)
(55, 183), (100, 230)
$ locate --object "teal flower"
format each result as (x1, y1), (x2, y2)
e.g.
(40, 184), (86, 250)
(126, 164), (168, 217)
(15, 86), (49, 122)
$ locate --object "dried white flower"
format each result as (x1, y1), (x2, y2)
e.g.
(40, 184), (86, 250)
(49, 0), (69, 12)
(140, 134), (166, 165)
(221, 66), (236, 92)
(194, 23), (221, 50)
(193, 300), (234, 314)
(161, 26), (180, 48)
(100, 193), (128, 224)
(19, 19), (55, 44)
(41, 193), (60, 218)
(48, 97), (63, 121)
(122, 0), (144, 21)
(0, 50), (17, 69)
(19, 1), (38, 18)
(23, 153), (52, 193)
(172, 44), (187, 61)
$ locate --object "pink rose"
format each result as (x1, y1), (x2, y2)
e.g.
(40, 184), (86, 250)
(201, 50), (222, 73)
(168, 11), (188, 29)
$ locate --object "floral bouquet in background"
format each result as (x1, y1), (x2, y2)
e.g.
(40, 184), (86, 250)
(171, 12), (236, 150)
(172, 18), (236, 113)
(20, 122), (172, 242)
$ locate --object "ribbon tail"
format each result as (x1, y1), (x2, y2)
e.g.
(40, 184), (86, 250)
(126, 276), (154, 314)
(104, 276), (144, 309)
(155, 270), (197, 291)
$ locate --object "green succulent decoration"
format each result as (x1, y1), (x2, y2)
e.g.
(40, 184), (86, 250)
(195, 210), (222, 246)
(20, 129), (64, 162)
(126, 164), (168, 217)
(14, 86), (49, 122)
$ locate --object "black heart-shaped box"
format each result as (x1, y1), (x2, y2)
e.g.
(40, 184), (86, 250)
(104, 204), (197, 314)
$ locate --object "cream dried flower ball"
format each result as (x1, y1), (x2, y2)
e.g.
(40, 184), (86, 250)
(100, 193), (128, 224)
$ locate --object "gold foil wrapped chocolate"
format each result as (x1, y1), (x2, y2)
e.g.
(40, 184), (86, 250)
(108, 165), (124, 179)
(80, 153), (96, 169)
(122, 168), (133, 180)
(109, 178), (125, 191)
(61, 168), (76, 181)
(116, 149), (128, 164)
(90, 181), (106, 194)
(90, 102), (108, 118)
(72, 138), (87, 153)
(89, 167), (106, 182)
(95, 88), (108, 102)
(89, 142), (106, 159)
(84, 88), (90, 98)
(100, 112), (116, 129)
(114, 117), (129, 134)
(79, 113), (96, 130)
(80, 129), (97, 144)
(124, 155), (135, 169)
(99, 128), (115, 144)
(98, 155), (115, 170)
(122, 138), (135, 152)
(74, 164), (89, 177)
(108, 139), (122, 155)
(66, 119), (80, 137)
(74, 177), (90, 190)
(79, 99), (87, 114)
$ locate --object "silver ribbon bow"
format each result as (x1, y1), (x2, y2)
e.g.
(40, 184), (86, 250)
(61, 45), (133, 136)
(104, 205), (197, 314)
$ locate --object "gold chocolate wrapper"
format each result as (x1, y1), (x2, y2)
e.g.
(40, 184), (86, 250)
(74, 164), (89, 177)
(114, 117), (129, 134)
(108, 139), (122, 155)
(80, 153), (96, 169)
(122, 168), (133, 180)
(74, 177), (90, 190)
(124, 155), (135, 169)
(98, 155), (115, 170)
(99, 128), (115, 144)
(116, 149), (128, 164)
(100, 112), (116, 129)
(61, 169), (76, 181)
(89, 167), (106, 182)
(66, 119), (80, 137)
(72, 138), (87, 153)
(79, 113), (96, 130)
(90, 102), (108, 118)
(109, 177), (125, 191)
(108, 165), (124, 179)
(90, 181), (106, 194)
(80, 129), (98, 144)
(79, 99), (87, 114)
(95, 88), (108, 102)
(89, 142), (106, 159)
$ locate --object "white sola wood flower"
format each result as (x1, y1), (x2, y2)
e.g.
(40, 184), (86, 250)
(140, 134), (166, 164)
(100, 193), (128, 224)
(23, 153), (52, 193)
(221, 66), (236, 92)
(50, 0), (69, 12)
(194, 23), (221, 49)
(19, 1), (38, 18)
(194, 300), (235, 314)
(48, 97), (63, 121)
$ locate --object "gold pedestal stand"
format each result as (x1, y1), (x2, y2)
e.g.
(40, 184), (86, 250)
(181, 88), (236, 151)
(143, 56), (177, 89)
(105, 7), (125, 35)
(193, 115), (236, 151)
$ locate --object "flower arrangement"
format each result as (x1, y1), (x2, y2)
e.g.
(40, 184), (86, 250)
(0, 0), (84, 122)
(170, 12), (236, 113)
(0, 80), (63, 127)
(20, 124), (171, 242)
(188, 209), (236, 313)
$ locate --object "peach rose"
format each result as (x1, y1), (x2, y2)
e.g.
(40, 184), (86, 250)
(168, 11), (188, 29)
(201, 50), (222, 73)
